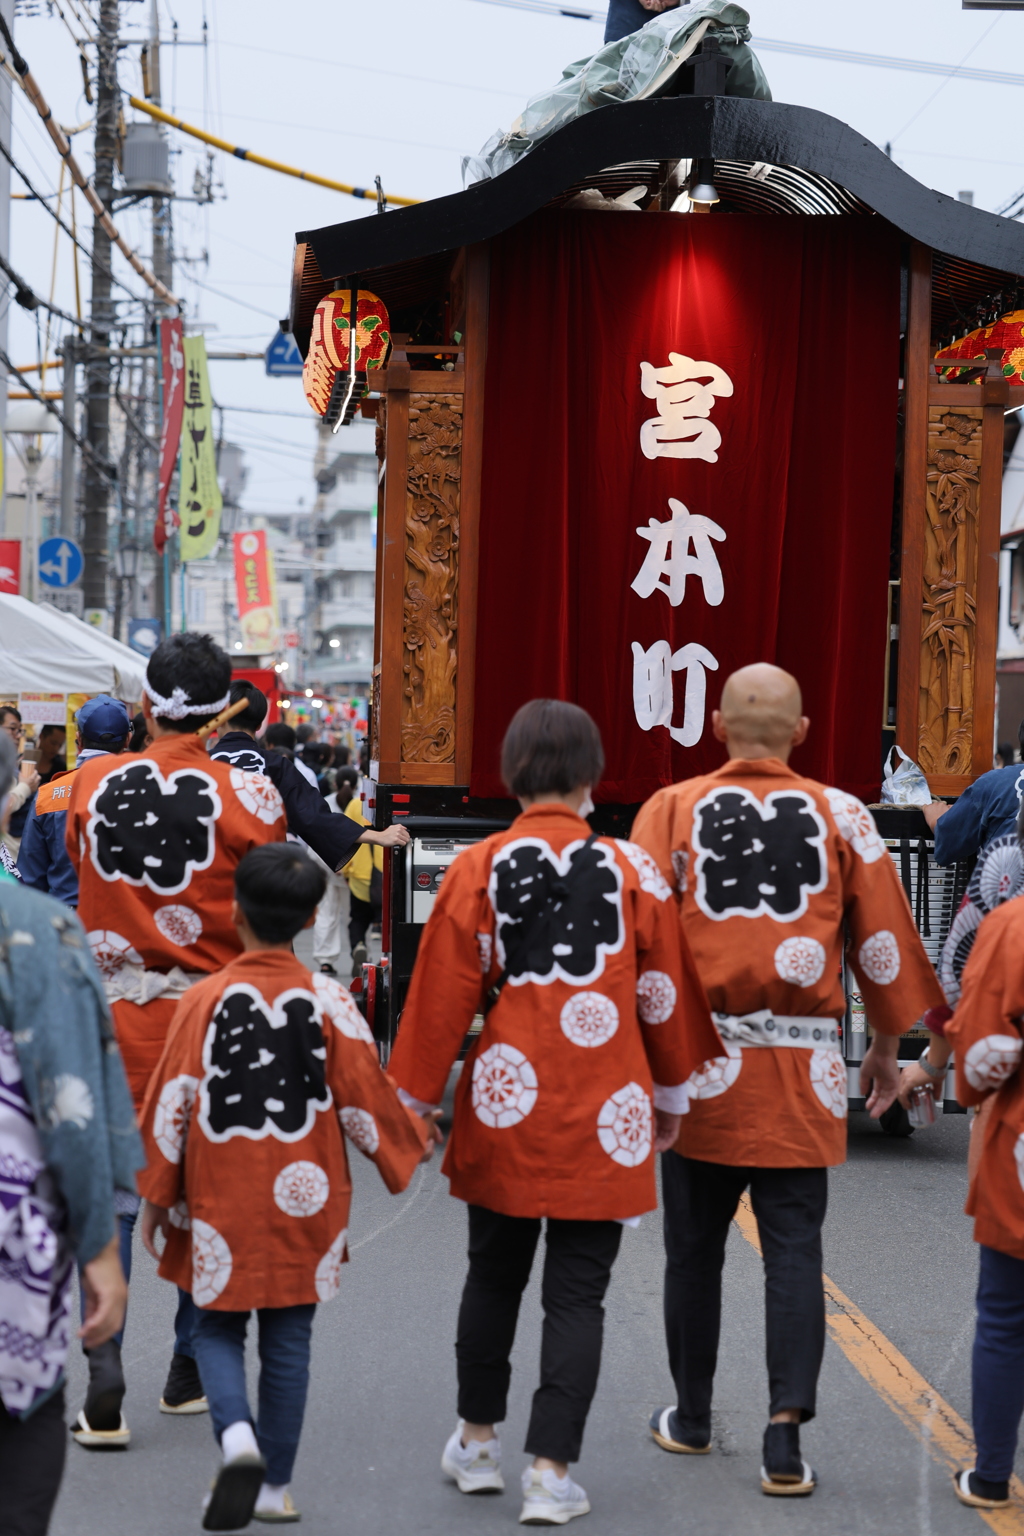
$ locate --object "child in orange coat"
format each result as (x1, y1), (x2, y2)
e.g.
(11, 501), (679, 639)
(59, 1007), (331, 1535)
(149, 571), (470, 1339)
(139, 844), (429, 1531)
(389, 700), (722, 1526)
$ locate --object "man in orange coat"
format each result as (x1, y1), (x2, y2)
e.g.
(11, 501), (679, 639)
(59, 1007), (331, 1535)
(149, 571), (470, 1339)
(65, 633), (289, 1442)
(631, 663), (944, 1496)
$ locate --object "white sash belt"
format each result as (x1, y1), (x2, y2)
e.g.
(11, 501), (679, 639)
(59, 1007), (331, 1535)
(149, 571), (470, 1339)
(713, 1010), (841, 1052)
(103, 961), (206, 1007)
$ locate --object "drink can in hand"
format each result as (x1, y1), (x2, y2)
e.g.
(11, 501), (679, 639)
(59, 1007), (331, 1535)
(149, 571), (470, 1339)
(907, 1085), (937, 1128)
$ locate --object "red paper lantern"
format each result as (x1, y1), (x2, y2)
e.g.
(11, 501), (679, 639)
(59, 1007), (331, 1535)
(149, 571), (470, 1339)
(303, 288), (391, 417)
(934, 310), (1024, 384)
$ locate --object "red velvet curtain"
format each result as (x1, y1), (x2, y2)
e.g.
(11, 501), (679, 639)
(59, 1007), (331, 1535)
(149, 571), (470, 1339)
(471, 212), (901, 804)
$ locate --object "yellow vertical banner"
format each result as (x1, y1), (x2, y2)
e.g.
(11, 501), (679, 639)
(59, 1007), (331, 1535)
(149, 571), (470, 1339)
(178, 336), (222, 561)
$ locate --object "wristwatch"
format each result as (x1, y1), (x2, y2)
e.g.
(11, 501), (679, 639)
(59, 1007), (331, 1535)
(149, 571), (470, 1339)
(918, 1051), (946, 1080)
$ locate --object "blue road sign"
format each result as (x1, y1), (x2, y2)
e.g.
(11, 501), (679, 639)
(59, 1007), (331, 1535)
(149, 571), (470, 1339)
(128, 617), (162, 657)
(38, 536), (83, 588)
(265, 331), (303, 377)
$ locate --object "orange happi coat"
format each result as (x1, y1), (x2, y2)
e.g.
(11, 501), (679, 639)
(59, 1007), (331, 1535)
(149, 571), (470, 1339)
(946, 896), (1024, 1261)
(138, 950), (426, 1311)
(388, 803), (723, 1222)
(66, 733), (287, 1106)
(631, 758), (944, 1168)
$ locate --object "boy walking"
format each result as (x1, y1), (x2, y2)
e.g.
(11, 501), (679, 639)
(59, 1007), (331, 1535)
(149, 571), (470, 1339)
(139, 844), (429, 1530)
(389, 699), (722, 1525)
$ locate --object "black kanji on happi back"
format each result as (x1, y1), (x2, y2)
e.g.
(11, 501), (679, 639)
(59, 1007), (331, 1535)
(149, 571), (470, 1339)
(201, 985), (330, 1141)
(693, 788), (827, 921)
(88, 760), (221, 894)
(491, 838), (623, 985)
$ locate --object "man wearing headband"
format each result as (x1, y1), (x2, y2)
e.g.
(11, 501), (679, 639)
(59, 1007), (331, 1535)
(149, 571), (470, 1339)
(65, 633), (291, 1446)
(18, 694), (132, 906)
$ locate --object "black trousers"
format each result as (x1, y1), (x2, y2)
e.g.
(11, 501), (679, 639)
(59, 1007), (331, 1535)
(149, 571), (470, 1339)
(662, 1153), (827, 1437)
(348, 894), (374, 951)
(456, 1205), (622, 1464)
(0, 1386), (67, 1536)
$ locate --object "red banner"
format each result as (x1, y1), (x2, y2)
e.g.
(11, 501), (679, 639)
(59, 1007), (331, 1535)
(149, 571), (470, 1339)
(471, 214), (901, 805)
(233, 530), (279, 653)
(154, 316), (185, 553)
(0, 539), (19, 594)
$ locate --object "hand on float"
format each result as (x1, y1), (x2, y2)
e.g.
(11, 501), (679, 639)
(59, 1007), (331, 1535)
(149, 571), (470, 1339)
(361, 823), (411, 849)
(860, 1035), (901, 1118)
(653, 1108), (682, 1154)
(141, 1199), (170, 1261)
(79, 1234), (127, 1348)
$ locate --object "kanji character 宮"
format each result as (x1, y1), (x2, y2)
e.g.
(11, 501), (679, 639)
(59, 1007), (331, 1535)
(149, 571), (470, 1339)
(639, 353), (734, 463)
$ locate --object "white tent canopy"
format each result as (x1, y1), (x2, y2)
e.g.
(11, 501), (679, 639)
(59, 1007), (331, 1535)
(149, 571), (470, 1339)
(0, 594), (147, 699)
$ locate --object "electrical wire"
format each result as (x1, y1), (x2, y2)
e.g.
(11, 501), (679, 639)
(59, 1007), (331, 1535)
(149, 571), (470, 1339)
(0, 337), (116, 482)
(0, 247), (81, 326)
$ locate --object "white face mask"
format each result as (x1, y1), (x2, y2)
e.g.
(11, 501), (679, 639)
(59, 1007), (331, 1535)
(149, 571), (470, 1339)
(578, 791), (595, 819)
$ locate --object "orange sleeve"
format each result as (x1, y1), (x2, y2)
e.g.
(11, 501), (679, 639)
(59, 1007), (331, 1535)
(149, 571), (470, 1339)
(946, 907), (1024, 1107)
(630, 790), (679, 898)
(325, 1029), (426, 1194)
(388, 846), (492, 1108)
(632, 880), (723, 1111)
(840, 831), (944, 1036)
(136, 990), (205, 1207)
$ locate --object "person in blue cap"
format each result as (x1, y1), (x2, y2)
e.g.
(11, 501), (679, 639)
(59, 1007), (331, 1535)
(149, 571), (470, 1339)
(17, 694), (132, 907)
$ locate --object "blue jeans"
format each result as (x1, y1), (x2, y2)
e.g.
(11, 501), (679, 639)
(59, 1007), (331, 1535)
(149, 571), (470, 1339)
(191, 1304), (316, 1486)
(973, 1245), (1024, 1483)
(604, 0), (652, 43)
(86, 1213), (196, 1356)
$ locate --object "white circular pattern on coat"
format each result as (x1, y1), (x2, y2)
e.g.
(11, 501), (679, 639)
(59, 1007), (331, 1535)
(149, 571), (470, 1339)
(168, 1199), (191, 1231)
(191, 1218), (233, 1306)
(471, 1043), (538, 1129)
(339, 1106), (380, 1155)
(153, 1074), (199, 1164)
(822, 787), (886, 864)
(48, 1074), (94, 1129)
(476, 932), (494, 975)
(597, 1082), (652, 1167)
(686, 1043), (743, 1100)
(560, 993), (619, 1048)
(229, 768), (285, 826)
(273, 1160), (330, 1218)
(1014, 1135), (1024, 1194)
(315, 1228), (348, 1301)
(808, 1049), (848, 1118)
(153, 904), (203, 948)
(963, 1034), (1024, 1093)
(774, 936), (827, 988)
(614, 841), (673, 901)
(671, 849), (689, 894)
(311, 971), (374, 1044)
(0, 1027), (18, 1086)
(636, 971), (676, 1025)
(858, 930), (901, 986)
(87, 930), (143, 982)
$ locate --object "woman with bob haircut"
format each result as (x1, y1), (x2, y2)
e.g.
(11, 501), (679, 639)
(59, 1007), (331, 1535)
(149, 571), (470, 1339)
(389, 698), (722, 1526)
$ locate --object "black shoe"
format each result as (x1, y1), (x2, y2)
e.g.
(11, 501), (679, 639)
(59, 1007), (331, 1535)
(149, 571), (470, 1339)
(649, 1406), (711, 1454)
(761, 1422), (816, 1496)
(160, 1352), (208, 1414)
(320, 963), (338, 976)
(72, 1339), (130, 1448)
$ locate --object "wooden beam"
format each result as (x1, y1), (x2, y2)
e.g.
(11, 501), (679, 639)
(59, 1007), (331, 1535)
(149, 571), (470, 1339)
(895, 242), (932, 764)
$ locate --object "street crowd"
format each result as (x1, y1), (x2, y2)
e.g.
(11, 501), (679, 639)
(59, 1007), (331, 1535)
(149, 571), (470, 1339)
(2, 634), (1024, 1532)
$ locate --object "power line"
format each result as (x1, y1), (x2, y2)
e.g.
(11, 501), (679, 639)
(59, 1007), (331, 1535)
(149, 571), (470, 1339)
(0, 337), (116, 483)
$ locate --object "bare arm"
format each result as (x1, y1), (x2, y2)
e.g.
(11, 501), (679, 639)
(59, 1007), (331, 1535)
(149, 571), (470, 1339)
(79, 1234), (127, 1348)
(922, 800), (948, 832)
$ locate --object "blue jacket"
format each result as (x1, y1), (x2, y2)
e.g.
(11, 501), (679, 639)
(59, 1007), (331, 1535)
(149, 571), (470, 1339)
(16, 770), (79, 904)
(933, 763), (1024, 865)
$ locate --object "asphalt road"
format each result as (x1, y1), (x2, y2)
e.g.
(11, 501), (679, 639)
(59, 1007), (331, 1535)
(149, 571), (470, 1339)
(50, 1071), (1014, 1536)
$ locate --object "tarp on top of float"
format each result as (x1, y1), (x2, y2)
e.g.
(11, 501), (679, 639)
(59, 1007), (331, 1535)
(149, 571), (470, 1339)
(0, 594), (147, 699)
(462, 2), (770, 185)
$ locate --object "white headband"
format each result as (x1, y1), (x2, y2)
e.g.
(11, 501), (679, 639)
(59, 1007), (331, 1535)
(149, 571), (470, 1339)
(144, 681), (232, 720)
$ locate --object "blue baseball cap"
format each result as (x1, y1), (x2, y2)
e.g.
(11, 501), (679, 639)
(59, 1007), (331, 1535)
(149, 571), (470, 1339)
(76, 694), (132, 745)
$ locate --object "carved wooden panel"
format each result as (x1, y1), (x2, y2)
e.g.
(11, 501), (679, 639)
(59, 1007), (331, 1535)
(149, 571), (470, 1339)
(917, 407), (983, 776)
(401, 393), (462, 764)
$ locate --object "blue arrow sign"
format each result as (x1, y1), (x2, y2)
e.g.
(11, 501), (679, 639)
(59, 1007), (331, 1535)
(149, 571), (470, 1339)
(265, 331), (304, 377)
(38, 536), (83, 589)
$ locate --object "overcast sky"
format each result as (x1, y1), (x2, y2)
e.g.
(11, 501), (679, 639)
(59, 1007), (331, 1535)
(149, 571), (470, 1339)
(7, 0), (1024, 517)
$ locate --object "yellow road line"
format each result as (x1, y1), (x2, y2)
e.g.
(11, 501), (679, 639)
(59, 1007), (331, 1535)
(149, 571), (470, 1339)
(733, 1196), (1024, 1534)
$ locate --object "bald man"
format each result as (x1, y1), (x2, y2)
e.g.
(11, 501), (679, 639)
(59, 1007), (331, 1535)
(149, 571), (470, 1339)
(631, 663), (942, 1496)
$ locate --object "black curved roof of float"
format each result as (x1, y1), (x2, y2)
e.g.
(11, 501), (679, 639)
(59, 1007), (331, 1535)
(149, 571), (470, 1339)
(291, 95), (1024, 354)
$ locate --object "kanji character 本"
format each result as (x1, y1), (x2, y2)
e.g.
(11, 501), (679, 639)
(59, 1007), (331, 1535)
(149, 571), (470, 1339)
(489, 838), (625, 987)
(631, 499), (726, 607)
(631, 640), (718, 748)
(199, 983), (331, 1143)
(692, 787), (828, 922)
(639, 353), (734, 463)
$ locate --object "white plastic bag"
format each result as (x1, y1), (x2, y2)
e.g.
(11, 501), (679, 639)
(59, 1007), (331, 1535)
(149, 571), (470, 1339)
(880, 745), (932, 807)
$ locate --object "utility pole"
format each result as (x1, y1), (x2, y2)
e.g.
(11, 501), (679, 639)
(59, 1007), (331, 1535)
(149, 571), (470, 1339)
(82, 0), (119, 618)
(147, 0), (174, 634)
(0, 0), (13, 540)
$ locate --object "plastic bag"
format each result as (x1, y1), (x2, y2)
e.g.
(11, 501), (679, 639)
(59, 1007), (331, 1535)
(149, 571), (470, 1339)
(880, 746), (932, 807)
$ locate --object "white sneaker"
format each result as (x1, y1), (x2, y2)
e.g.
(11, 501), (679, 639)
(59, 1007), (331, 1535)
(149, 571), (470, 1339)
(441, 1421), (505, 1493)
(519, 1466), (590, 1525)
